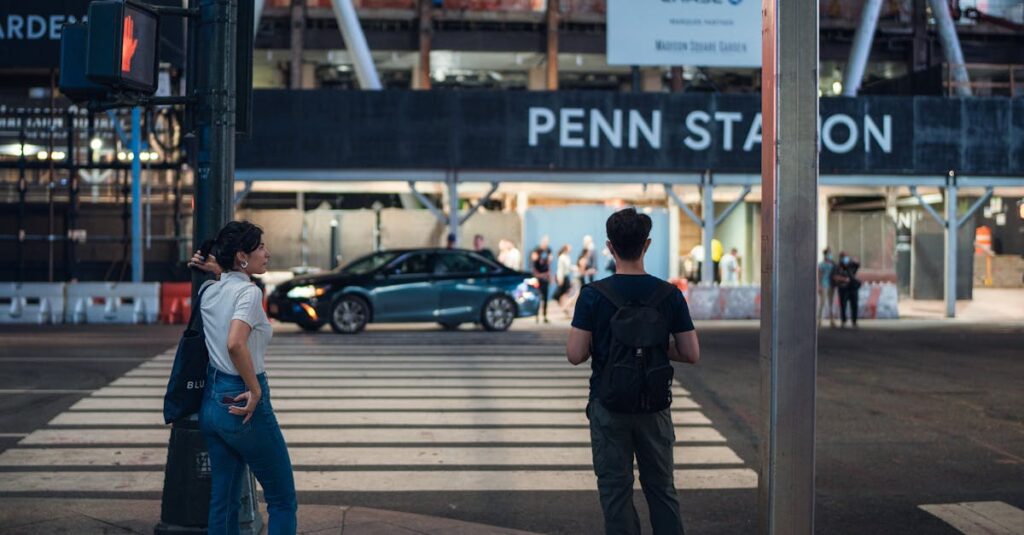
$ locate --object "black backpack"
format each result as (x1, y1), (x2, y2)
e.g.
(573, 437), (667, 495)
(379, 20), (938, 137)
(589, 279), (679, 414)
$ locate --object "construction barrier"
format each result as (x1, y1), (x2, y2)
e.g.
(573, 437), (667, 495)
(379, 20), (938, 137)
(0, 283), (66, 324)
(66, 283), (161, 324)
(160, 282), (193, 325)
(684, 282), (899, 321)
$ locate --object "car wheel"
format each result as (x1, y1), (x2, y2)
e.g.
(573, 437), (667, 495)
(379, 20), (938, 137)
(299, 322), (323, 332)
(481, 295), (516, 332)
(439, 322), (461, 331)
(329, 295), (369, 334)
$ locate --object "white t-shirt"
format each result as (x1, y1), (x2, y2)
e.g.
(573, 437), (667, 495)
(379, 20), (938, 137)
(503, 247), (522, 270)
(556, 253), (573, 284)
(200, 271), (272, 376)
(720, 253), (739, 284)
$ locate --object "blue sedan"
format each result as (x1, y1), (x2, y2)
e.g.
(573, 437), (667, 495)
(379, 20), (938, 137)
(267, 248), (543, 334)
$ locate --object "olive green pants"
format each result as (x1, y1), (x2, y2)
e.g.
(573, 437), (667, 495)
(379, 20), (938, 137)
(588, 400), (685, 535)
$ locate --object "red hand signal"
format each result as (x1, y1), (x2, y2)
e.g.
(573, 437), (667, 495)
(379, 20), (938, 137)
(121, 14), (138, 73)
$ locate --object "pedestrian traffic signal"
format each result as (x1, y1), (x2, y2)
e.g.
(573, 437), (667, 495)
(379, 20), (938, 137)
(86, 0), (160, 94)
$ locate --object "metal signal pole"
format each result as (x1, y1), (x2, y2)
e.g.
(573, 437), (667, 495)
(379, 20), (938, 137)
(759, 0), (819, 533)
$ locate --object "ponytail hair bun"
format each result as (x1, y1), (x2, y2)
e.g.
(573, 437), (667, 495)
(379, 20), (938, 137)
(211, 221), (263, 270)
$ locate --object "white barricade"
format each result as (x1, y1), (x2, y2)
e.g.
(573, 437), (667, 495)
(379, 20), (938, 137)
(0, 283), (66, 324)
(65, 283), (161, 324)
(689, 282), (899, 321)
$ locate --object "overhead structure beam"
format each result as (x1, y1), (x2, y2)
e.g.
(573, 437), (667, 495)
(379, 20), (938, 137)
(715, 185), (752, 227)
(928, 0), (972, 96)
(842, 0), (883, 96)
(759, 0), (819, 533)
(545, 0), (559, 90)
(417, 0), (433, 89)
(909, 185), (945, 227)
(447, 172), (460, 246)
(329, 0), (382, 90)
(408, 181), (447, 225)
(459, 182), (499, 225)
(664, 184), (702, 228)
(290, 0), (305, 89)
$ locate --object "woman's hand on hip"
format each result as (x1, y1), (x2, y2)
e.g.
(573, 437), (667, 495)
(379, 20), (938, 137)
(228, 389), (262, 424)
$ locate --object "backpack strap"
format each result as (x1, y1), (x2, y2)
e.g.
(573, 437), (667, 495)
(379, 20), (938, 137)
(187, 283), (213, 331)
(588, 279), (627, 310)
(643, 281), (679, 308)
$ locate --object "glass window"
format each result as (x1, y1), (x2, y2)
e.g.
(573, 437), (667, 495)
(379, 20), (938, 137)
(436, 252), (496, 275)
(340, 252), (399, 275)
(388, 253), (434, 276)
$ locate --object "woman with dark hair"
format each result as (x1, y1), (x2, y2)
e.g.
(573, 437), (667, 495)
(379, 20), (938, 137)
(552, 243), (575, 313)
(188, 221), (297, 534)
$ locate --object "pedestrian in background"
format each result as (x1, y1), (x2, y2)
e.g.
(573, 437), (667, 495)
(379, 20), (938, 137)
(580, 235), (597, 284)
(498, 239), (523, 271)
(188, 221), (297, 535)
(818, 248), (837, 328)
(473, 233), (496, 262)
(552, 243), (575, 315)
(531, 236), (553, 323)
(566, 208), (699, 535)
(833, 251), (861, 328)
(720, 247), (740, 286)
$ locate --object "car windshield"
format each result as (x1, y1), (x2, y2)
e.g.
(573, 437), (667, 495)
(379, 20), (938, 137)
(338, 252), (400, 275)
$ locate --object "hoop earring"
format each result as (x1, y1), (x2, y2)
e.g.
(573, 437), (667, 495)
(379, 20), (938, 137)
(240, 260), (249, 269)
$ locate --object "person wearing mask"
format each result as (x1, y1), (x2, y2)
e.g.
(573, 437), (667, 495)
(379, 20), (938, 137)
(188, 221), (297, 535)
(531, 236), (553, 323)
(832, 251), (861, 328)
(818, 248), (837, 328)
(552, 244), (576, 314)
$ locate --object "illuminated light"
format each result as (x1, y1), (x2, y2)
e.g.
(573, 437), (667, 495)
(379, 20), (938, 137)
(37, 151), (48, 160)
(832, 81), (842, 94)
(139, 152), (150, 162)
(50, 151), (66, 161)
(117, 152), (127, 161)
(89, 138), (103, 150)
(149, 151), (159, 160)
(315, 287), (327, 297)
(299, 303), (319, 322)
(287, 285), (317, 299)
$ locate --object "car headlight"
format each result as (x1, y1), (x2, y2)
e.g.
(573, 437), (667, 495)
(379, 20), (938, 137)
(286, 285), (329, 299)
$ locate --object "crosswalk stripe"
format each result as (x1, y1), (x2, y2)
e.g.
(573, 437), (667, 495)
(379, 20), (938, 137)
(112, 378), (606, 388)
(70, 397), (700, 411)
(919, 502), (1024, 535)
(19, 426), (728, 445)
(0, 446), (743, 467)
(0, 469), (757, 493)
(49, 410), (712, 427)
(90, 387), (698, 398)
(125, 369), (592, 378)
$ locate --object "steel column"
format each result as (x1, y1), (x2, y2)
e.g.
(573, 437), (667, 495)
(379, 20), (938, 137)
(842, 0), (883, 96)
(545, 0), (559, 90)
(701, 172), (715, 286)
(759, 0), (819, 533)
(329, 0), (382, 90)
(928, 0), (972, 96)
(944, 175), (957, 318)
(131, 107), (143, 282)
(289, 0), (305, 89)
(447, 172), (460, 246)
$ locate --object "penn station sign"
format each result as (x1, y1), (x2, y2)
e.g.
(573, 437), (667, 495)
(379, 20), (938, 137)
(526, 106), (892, 155)
(237, 90), (1024, 177)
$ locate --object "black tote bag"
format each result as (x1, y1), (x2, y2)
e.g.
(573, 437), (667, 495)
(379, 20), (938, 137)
(162, 284), (212, 424)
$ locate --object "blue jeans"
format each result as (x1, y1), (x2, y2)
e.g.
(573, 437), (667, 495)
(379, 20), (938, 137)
(199, 367), (297, 535)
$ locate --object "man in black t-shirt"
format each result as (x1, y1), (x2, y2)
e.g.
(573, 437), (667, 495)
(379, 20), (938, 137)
(531, 236), (552, 323)
(566, 208), (700, 535)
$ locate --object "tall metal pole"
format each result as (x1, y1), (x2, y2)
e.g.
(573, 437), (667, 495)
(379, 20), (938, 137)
(329, 0), (382, 90)
(928, 0), (972, 96)
(131, 106), (143, 282)
(841, 0), (883, 96)
(289, 0), (304, 89)
(192, 0), (238, 294)
(546, 0), (559, 90)
(760, 0), (819, 533)
(701, 172), (715, 286)
(944, 173), (957, 317)
(448, 172), (459, 247)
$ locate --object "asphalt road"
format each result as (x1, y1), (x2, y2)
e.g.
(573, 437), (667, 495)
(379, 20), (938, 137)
(0, 320), (1021, 534)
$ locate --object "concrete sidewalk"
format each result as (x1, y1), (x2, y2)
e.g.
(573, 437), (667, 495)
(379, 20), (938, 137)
(0, 498), (541, 535)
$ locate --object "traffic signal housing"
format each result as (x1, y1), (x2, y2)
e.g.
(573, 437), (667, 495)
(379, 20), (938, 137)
(86, 0), (160, 94)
